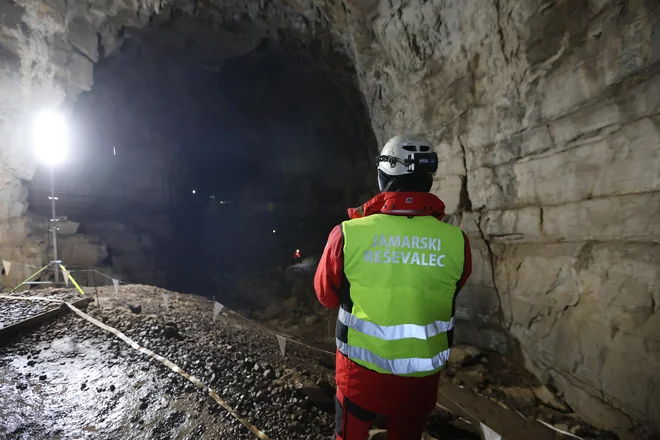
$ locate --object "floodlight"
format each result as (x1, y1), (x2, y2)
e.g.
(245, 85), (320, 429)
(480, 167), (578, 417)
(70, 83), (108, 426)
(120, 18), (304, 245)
(32, 110), (70, 166)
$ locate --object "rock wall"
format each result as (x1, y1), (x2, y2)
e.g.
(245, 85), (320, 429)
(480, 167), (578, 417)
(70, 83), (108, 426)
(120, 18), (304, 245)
(341, 0), (660, 433)
(1, 0), (659, 434)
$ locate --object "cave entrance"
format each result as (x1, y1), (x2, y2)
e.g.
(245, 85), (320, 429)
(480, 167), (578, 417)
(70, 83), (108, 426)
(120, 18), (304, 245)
(26, 12), (378, 309)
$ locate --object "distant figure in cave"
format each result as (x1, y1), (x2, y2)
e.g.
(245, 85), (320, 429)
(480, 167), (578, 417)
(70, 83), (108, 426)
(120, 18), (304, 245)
(314, 135), (473, 440)
(292, 249), (301, 263)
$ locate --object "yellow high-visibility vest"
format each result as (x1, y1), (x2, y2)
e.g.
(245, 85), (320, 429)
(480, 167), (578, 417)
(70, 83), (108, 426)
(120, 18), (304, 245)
(338, 213), (466, 377)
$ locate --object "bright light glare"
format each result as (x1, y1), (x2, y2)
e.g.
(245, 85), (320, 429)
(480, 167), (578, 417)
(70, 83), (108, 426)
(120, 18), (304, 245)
(32, 110), (69, 166)
(272, 230), (276, 233)
(192, 189), (196, 194)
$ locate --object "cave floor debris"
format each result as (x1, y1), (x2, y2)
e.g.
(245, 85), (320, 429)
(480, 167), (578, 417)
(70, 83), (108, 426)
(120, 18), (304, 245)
(0, 290), (81, 328)
(0, 285), (617, 439)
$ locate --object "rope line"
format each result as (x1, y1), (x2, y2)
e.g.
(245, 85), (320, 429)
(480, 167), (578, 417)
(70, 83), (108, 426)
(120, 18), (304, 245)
(63, 301), (272, 440)
(92, 269), (128, 284)
(1, 261), (42, 269)
(437, 384), (482, 425)
(228, 308), (335, 356)
(3, 260), (333, 355)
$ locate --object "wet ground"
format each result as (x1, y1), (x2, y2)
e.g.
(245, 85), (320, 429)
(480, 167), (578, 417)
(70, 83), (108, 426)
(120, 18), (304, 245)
(0, 287), (338, 439)
(0, 290), (80, 328)
(0, 285), (635, 439)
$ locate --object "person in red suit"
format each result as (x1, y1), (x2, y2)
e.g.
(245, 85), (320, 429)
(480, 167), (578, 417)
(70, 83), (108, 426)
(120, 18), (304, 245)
(314, 135), (472, 440)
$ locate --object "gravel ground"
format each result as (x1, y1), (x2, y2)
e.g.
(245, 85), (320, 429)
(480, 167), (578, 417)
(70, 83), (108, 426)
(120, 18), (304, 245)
(0, 285), (473, 439)
(1, 284), (633, 440)
(0, 286), (339, 439)
(0, 290), (82, 328)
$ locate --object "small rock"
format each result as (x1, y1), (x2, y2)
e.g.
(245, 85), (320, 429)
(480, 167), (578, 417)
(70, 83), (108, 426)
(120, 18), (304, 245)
(448, 345), (482, 366)
(109, 385), (116, 392)
(164, 326), (183, 340)
(128, 304), (142, 314)
(139, 401), (149, 410)
(533, 385), (570, 412)
(16, 383), (28, 390)
(304, 315), (320, 326)
(500, 386), (536, 402)
(470, 363), (490, 374)
(39, 374), (47, 381)
(554, 423), (569, 432)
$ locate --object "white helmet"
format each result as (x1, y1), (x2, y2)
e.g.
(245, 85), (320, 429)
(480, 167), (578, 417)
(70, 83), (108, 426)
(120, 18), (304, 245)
(376, 134), (436, 175)
(376, 134), (438, 191)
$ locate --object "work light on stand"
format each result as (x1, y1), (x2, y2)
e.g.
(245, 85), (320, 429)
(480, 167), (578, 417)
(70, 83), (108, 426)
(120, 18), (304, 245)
(32, 110), (70, 284)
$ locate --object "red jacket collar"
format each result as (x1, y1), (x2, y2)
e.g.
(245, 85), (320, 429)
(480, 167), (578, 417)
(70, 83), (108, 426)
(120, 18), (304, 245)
(348, 192), (446, 220)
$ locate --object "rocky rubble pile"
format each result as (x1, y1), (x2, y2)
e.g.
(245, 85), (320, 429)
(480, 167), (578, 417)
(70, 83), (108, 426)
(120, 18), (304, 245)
(444, 346), (622, 440)
(98, 309), (336, 439)
(250, 260), (330, 328)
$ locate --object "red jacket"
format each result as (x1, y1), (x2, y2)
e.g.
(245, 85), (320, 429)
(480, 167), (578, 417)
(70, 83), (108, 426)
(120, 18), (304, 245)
(314, 192), (472, 417)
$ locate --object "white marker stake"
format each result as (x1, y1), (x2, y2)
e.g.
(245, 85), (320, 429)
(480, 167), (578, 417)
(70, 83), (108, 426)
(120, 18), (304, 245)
(2, 261), (11, 276)
(112, 278), (119, 296)
(276, 335), (287, 356)
(480, 423), (502, 440)
(61, 268), (70, 287)
(162, 293), (170, 313)
(213, 301), (224, 322)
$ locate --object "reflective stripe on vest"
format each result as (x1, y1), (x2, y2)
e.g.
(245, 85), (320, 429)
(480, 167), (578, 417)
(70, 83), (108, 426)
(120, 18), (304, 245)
(338, 308), (454, 341)
(336, 338), (451, 375)
(338, 214), (466, 377)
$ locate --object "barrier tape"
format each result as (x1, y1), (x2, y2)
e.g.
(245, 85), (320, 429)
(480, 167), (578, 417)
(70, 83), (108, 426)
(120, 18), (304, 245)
(8, 264), (50, 293)
(91, 269), (128, 284)
(2, 261), (42, 269)
(65, 302), (271, 440)
(5, 262), (334, 358)
(437, 386), (480, 425)
(88, 272), (334, 358)
(227, 309), (335, 357)
(536, 419), (585, 439)
(59, 264), (85, 296)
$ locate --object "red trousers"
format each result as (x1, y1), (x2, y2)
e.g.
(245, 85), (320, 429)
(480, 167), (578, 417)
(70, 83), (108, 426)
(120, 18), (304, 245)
(333, 353), (440, 439)
(334, 394), (426, 440)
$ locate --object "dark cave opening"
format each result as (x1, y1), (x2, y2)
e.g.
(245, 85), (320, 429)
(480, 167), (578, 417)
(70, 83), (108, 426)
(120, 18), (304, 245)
(27, 14), (378, 308)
